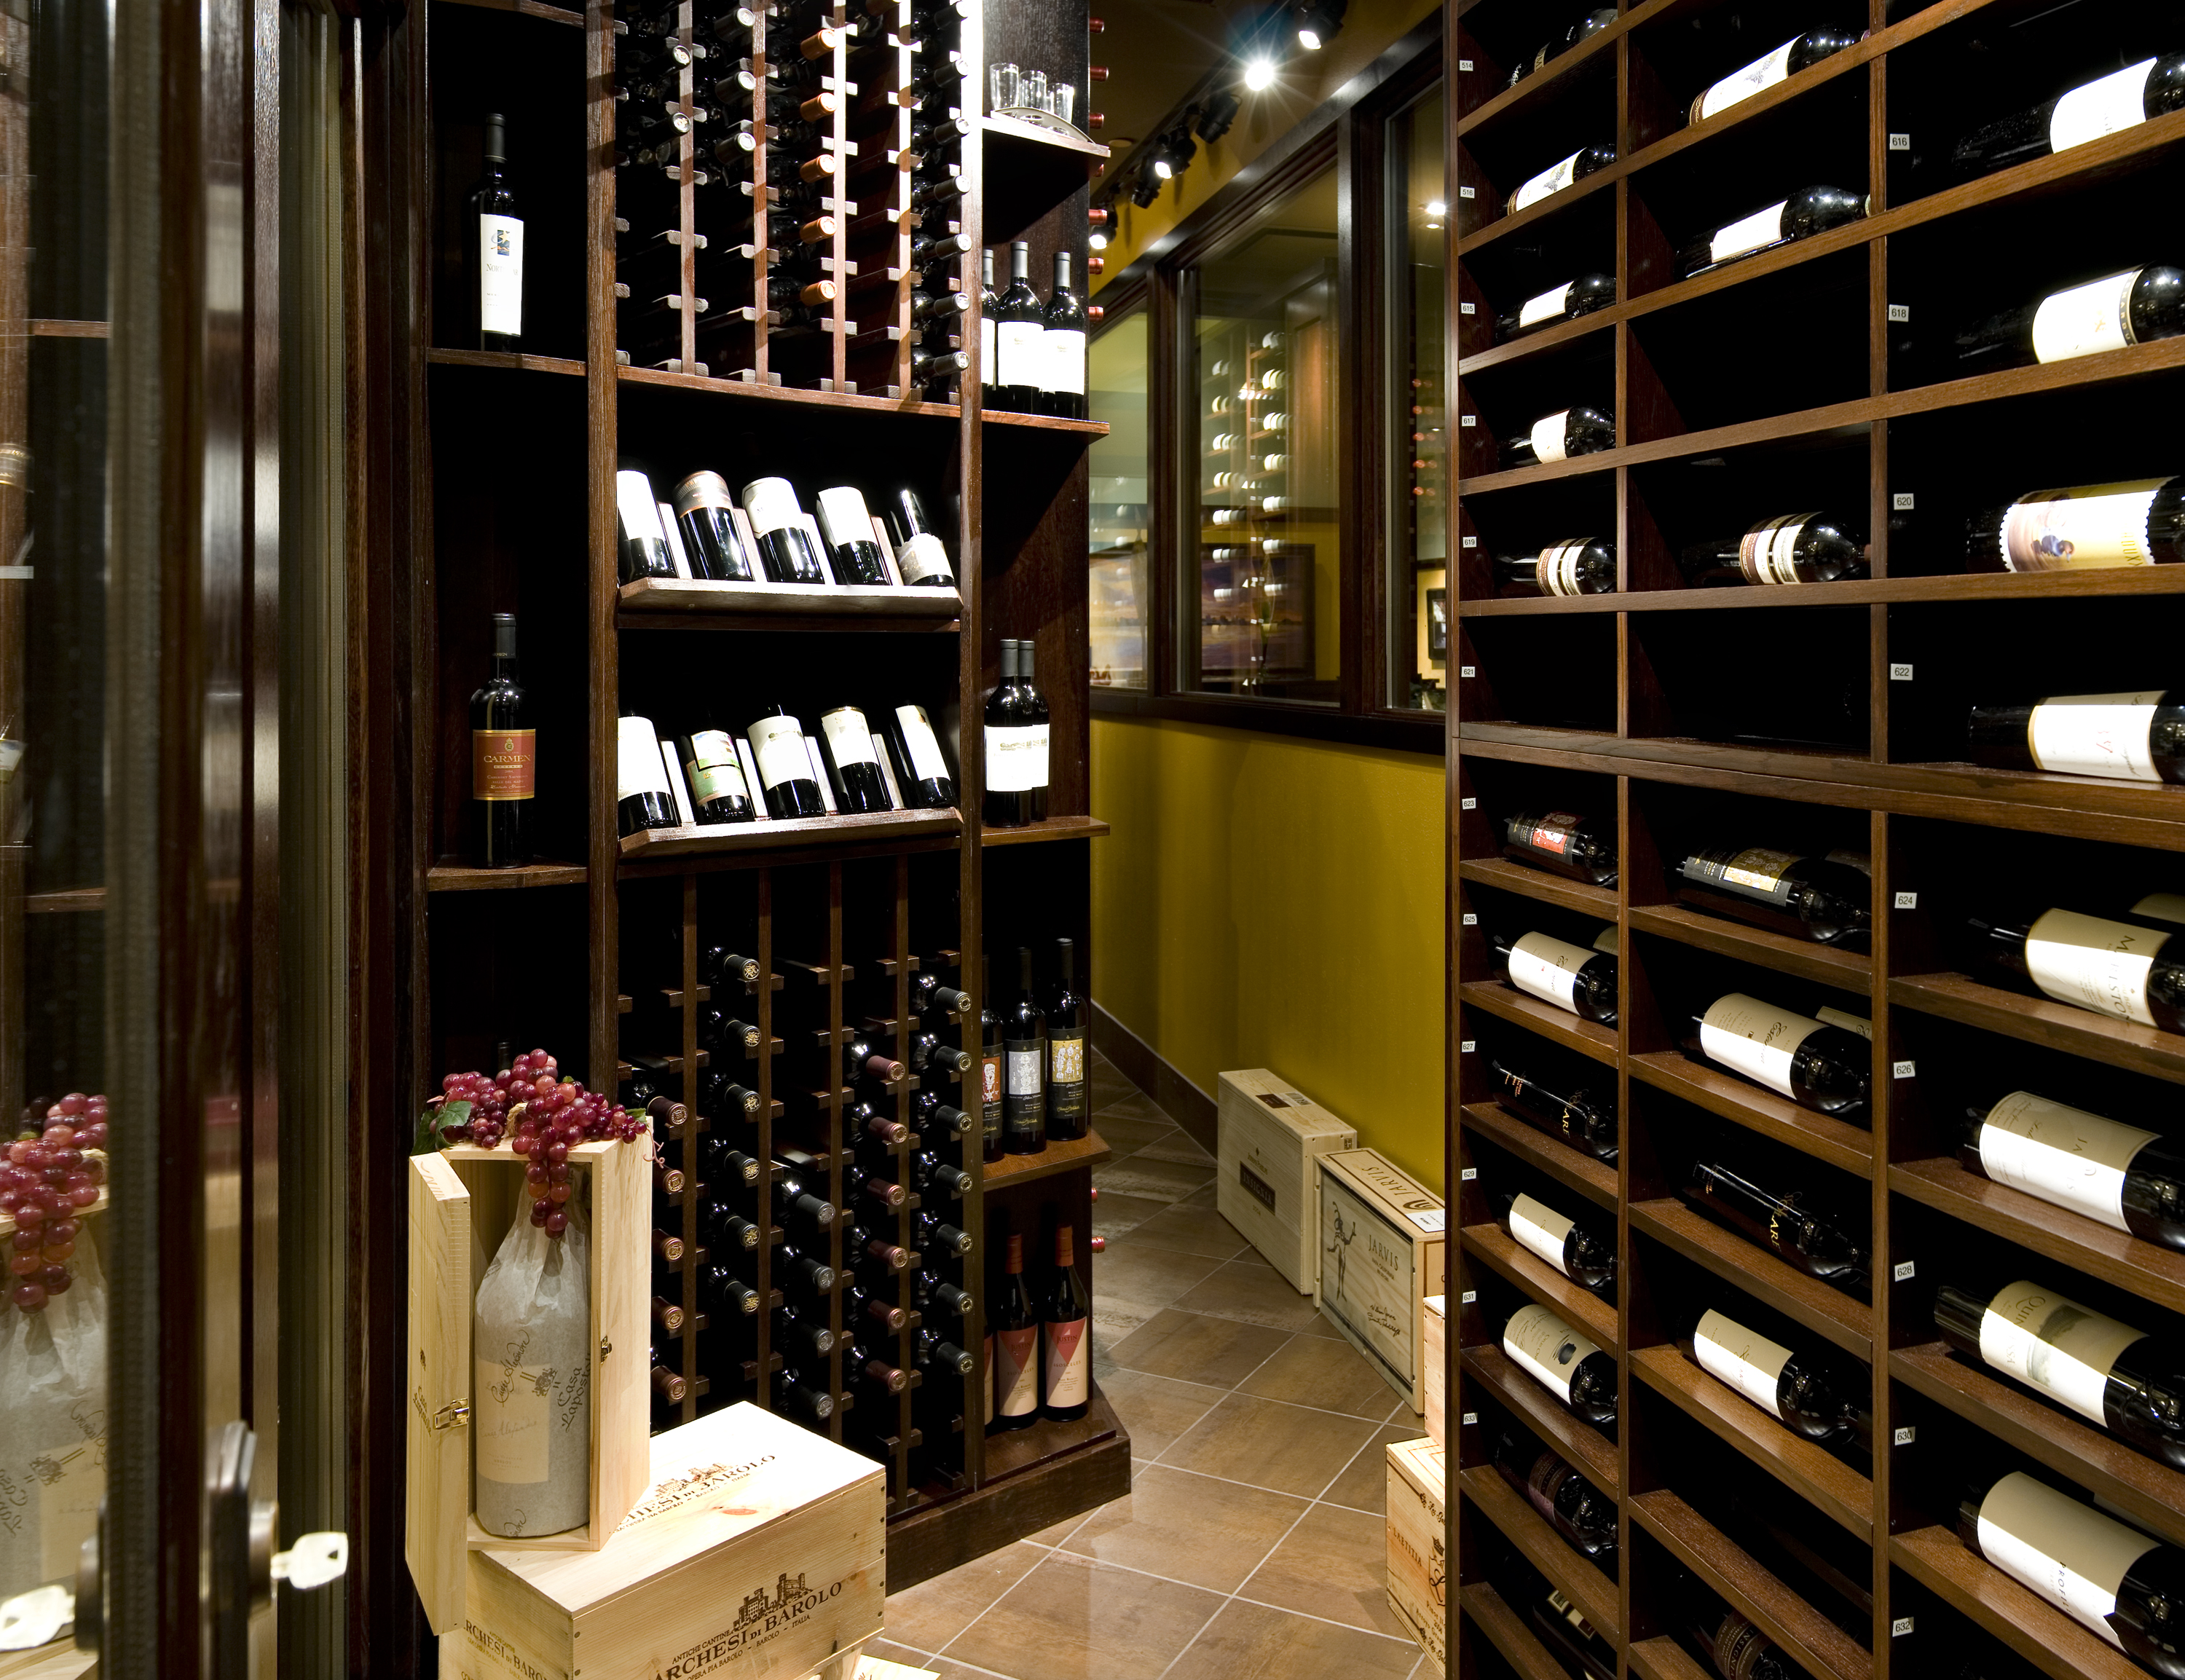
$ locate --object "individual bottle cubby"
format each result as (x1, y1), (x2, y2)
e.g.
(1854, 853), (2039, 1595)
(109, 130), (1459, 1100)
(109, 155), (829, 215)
(1626, 604), (1872, 756)
(425, 886), (595, 1085)
(1452, 58), (1616, 238)
(1621, 7), (1865, 158)
(1622, 437), (1874, 593)
(1456, 334), (1615, 485)
(1454, 471), (1619, 596)
(1455, 613), (1619, 736)
(1453, 183), (1617, 365)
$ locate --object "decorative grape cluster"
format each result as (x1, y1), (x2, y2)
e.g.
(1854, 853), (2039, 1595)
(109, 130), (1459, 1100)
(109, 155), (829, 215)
(432, 1049), (644, 1239)
(2, 1092), (109, 1313)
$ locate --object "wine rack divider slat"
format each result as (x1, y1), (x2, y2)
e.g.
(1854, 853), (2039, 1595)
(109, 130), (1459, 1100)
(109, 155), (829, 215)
(1446, 6), (2185, 1679)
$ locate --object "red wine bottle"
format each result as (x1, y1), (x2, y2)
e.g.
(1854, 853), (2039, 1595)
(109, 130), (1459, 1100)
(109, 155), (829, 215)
(1952, 267), (2185, 376)
(1672, 845), (1870, 945)
(1689, 1307), (1871, 1446)
(1500, 810), (1618, 886)
(747, 706), (828, 817)
(1689, 28), (1861, 125)
(1495, 275), (1617, 341)
(1682, 1159), (1868, 1285)
(1960, 1090), (2185, 1249)
(739, 477), (828, 583)
(814, 486), (892, 585)
(1500, 405), (1614, 469)
(1968, 478), (2185, 572)
(616, 715), (680, 835)
(1507, 143), (1617, 216)
(1044, 939), (1089, 1141)
(1042, 1224), (1091, 1421)
(1001, 946), (1047, 1154)
(980, 955), (1004, 1163)
(616, 469), (679, 583)
(1503, 1304), (1617, 1422)
(469, 613), (535, 867)
(1494, 539), (1616, 596)
(1489, 1057), (1618, 1162)
(468, 112), (524, 350)
(1969, 695), (2185, 784)
(991, 240), (1045, 412)
(1039, 250), (1087, 419)
(1676, 186), (1867, 278)
(1488, 928), (1618, 1025)
(1490, 1431), (1618, 1560)
(989, 1231), (1040, 1432)
(1504, 9), (1615, 90)
(1495, 1189), (1616, 1294)
(816, 703), (894, 813)
(1682, 993), (1870, 1118)
(881, 701), (956, 808)
(1960, 906), (2185, 1030)
(1950, 54), (2185, 180)
(1676, 512), (1867, 585)
(883, 489), (958, 588)
(675, 724), (757, 824)
(983, 639), (1051, 825)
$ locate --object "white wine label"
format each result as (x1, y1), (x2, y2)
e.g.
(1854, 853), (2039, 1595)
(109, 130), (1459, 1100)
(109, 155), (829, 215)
(993, 1325), (1039, 1418)
(1044, 1315), (1091, 1406)
(615, 470), (667, 545)
(747, 714), (814, 792)
(1508, 1192), (1577, 1274)
(1511, 151), (1582, 213)
(1978, 1279), (2145, 1424)
(479, 213), (524, 337)
(2024, 907), (2167, 1025)
(1540, 540), (1591, 596)
(1816, 1006), (1872, 1039)
(985, 722), (1050, 792)
(895, 704), (951, 784)
(1699, 993), (1822, 1100)
(1519, 283), (1577, 328)
(996, 319), (1044, 387)
(1696, 37), (1800, 122)
(980, 312), (996, 381)
(671, 470), (734, 518)
(1508, 931), (1594, 1011)
(1046, 327), (1087, 395)
(2027, 691), (2166, 781)
(814, 486), (877, 551)
(1738, 513), (1819, 584)
(615, 716), (673, 800)
(1005, 1046), (1042, 1096)
(820, 706), (879, 768)
(2001, 480), (2170, 570)
(1978, 1090), (2157, 1231)
(1531, 411), (1572, 465)
(1503, 1304), (1600, 1403)
(1693, 1308), (1793, 1419)
(1710, 200), (1790, 266)
(2135, 893), (2185, 927)
(684, 729), (750, 806)
(474, 1358), (554, 1484)
(2049, 58), (2157, 154)
(1593, 926), (1618, 955)
(1977, 1472), (2158, 1647)
(2033, 269), (2143, 363)
(897, 531), (954, 583)
(740, 476), (803, 538)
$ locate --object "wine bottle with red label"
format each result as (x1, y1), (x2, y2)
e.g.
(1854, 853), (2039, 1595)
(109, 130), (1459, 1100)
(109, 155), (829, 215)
(1500, 810), (1618, 885)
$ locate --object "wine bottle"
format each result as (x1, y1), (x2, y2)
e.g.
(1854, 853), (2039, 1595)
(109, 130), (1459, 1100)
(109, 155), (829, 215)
(616, 715), (681, 835)
(1490, 1431), (1618, 1560)
(1500, 405), (1615, 469)
(701, 1140), (762, 1186)
(812, 486), (891, 586)
(1690, 28), (1862, 125)
(616, 469), (679, 583)
(1500, 810), (1618, 886)
(775, 1303), (835, 1363)
(1673, 845), (1871, 945)
(913, 970), (969, 1017)
(704, 1205), (760, 1252)
(776, 1242), (838, 1297)
(918, 1326), (976, 1378)
(1494, 275), (1617, 342)
(983, 638), (1052, 825)
(1507, 143), (1617, 217)
(701, 1261), (759, 1316)
(1676, 186), (1868, 278)
(843, 1034), (906, 1084)
(1958, 1471), (2185, 1666)
(739, 477), (829, 583)
(1002, 945), (1047, 1154)
(651, 1346), (688, 1405)
(1969, 693), (2185, 784)
(883, 489), (957, 588)
(1494, 539), (1617, 596)
(980, 955), (1004, 1163)
(1497, 1190), (1616, 1293)
(1503, 1303), (1618, 1423)
(915, 1210), (973, 1258)
(1490, 1057), (1619, 1162)
(1950, 54), (2185, 180)
(881, 701), (956, 808)
(1690, 1307), (1871, 1444)
(1042, 1223), (1091, 1421)
(1953, 267), (2185, 376)
(1961, 1090), (2185, 1248)
(991, 240), (1045, 412)
(911, 1089), (972, 1139)
(1682, 1159), (1868, 1285)
(816, 703), (894, 814)
(1505, 9), (1617, 88)
(849, 1338), (908, 1395)
(1676, 512), (1868, 585)
(1687, 1595), (1800, 1680)
(1039, 250), (1087, 419)
(1970, 478), (2185, 572)
(912, 1148), (971, 1199)
(746, 706), (829, 817)
(469, 612), (535, 868)
(469, 112), (524, 351)
(916, 1271), (973, 1323)
(848, 1221), (909, 1271)
(771, 1168), (835, 1233)
(772, 1366), (835, 1424)
(702, 1073), (760, 1119)
(675, 724), (758, 824)
(1683, 993), (1871, 1118)
(978, 245), (999, 409)
(849, 1283), (906, 1333)
(651, 1293), (686, 1334)
(988, 1231), (1040, 1432)
(1964, 906), (2185, 1030)
(1045, 938), (1089, 1141)
(1488, 928), (1618, 1025)
(845, 1161), (905, 1212)
(668, 470), (757, 581)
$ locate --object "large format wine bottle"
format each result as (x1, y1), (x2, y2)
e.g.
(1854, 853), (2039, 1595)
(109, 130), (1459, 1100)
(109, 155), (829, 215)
(991, 240), (1045, 412)
(1501, 405), (1615, 469)
(1501, 809), (1619, 886)
(747, 706), (828, 817)
(1690, 28), (1861, 124)
(1489, 1550), (1618, 1680)
(1953, 267), (2185, 375)
(1690, 1307), (1871, 1445)
(1495, 539), (1617, 596)
(1962, 906), (2185, 1030)
(1959, 1472), (2185, 1672)
(1497, 1189), (1617, 1294)
(468, 112), (524, 351)
(1684, 993), (1871, 1117)
(1042, 1225), (1090, 1421)
(1495, 275), (1617, 342)
(816, 704), (893, 813)
(1684, 1157), (1868, 1284)
(1936, 1278), (2185, 1469)
(1491, 1431), (1618, 1561)
(671, 470), (758, 580)
(739, 477), (828, 583)
(1950, 54), (2185, 180)
(882, 701), (956, 808)
(616, 469), (679, 583)
(1686, 1590), (1802, 1680)
(1677, 512), (1868, 585)
(1489, 928), (1619, 1025)
(1508, 144), (1618, 216)
(1673, 845), (1872, 945)
(1505, 9), (1616, 89)
(983, 638), (1051, 825)
(1969, 478), (2185, 572)
(674, 723), (757, 824)
(470, 612), (534, 867)
(988, 1231), (1039, 1432)
(814, 486), (891, 585)
(1490, 1057), (1619, 1162)
(1969, 692), (2185, 783)
(1676, 186), (1868, 278)
(1002, 946), (1046, 1154)
(1961, 1089), (2185, 1249)
(616, 715), (680, 835)
(1045, 939), (1090, 1141)
(1503, 1303), (1618, 1423)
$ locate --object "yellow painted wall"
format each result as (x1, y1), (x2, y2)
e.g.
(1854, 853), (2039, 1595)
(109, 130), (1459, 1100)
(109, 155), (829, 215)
(1090, 714), (1446, 1192)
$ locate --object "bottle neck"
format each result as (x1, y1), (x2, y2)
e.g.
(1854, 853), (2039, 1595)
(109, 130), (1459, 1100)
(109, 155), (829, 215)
(1009, 245), (1030, 283)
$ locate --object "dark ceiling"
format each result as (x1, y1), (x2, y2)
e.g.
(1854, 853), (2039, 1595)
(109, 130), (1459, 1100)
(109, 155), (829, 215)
(1084, 0), (1267, 157)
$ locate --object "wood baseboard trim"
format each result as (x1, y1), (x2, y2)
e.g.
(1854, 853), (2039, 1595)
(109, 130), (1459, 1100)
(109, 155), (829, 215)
(1091, 1002), (1217, 1153)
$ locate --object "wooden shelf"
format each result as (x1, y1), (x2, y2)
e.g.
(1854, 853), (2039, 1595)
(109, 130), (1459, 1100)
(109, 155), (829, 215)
(615, 576), (964, 631)
(425, 345), (583, 375)
(1460, 1343), (1619, 1495)
(1628, 1052), (1874, 1180)
(1624, 903), (1870, 992)
(616, 361), (966, 421)
(1629, 1199), (1871, 1360)
(1458, 855), (1619, 920)
(1460, 1223), (1619, 1354)
(1628, 1636), (1713, 1680)
(1460, 1582), (1571, 1680)
(1890, 971), (2185, 1087)
(983, 407), (1109, 437)
(23, 886), (106, 913)
(980, 113), (1108, 237)
(984, 1129), (1112, 1190)
(1458, 980), (1620, 1068)
(979, 814), (1112, 846)
(1459, 1101), (1619, 1211)
(425, 859), (587, 891)
(1890, 1525), (2147, 1680)
(1458, 1465), (1621, 1641)
(1460, 565), (2185, 618)
(433, 0), (580, 23)
(616, 808), (963, 863)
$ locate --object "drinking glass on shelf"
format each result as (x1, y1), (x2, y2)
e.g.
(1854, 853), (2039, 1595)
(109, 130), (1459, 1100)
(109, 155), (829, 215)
(1052, 83), (1076, 125)
(991, 62), (1020, 111)
(1024, 69), (1050, 113)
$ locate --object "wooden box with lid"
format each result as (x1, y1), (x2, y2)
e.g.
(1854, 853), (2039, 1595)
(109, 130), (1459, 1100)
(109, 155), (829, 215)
(1216, 1068), (1358, 1293)
(1313, 1148), (1446, 1413)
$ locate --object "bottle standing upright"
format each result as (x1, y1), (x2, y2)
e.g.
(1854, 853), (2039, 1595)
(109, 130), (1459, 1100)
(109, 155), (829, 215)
(1042, 1224), (1091, 1421)
(991, 240), (1045, 412)
(989, 1231), (1041, 1432)
(470, 612), (534, 867)
(468, 112), (524, 351)
(1003, 945), (1047, 1154)
(1046, 938), (1090, 1140)
(1040, 250), (1088, 419)
(984, 639), (1051, 826)
(980, 955), (1006, 1164)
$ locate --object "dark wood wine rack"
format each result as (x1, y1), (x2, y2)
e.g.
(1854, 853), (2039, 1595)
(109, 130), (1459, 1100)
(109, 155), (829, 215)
(1447, 3), (2185, 1680)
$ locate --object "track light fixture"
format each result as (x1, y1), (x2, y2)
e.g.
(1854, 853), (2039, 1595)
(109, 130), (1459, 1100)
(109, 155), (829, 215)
(1295, 0), (1346, 50)
(1149, 122), (1198, 181)
(1129, 170), (1162, 208)
(1195, 87), (1241, 142)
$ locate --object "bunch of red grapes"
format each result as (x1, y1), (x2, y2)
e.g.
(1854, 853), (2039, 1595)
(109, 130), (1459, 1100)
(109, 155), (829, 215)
(2, 1092), (109, 1313)
(436, 1049), (644, 1239)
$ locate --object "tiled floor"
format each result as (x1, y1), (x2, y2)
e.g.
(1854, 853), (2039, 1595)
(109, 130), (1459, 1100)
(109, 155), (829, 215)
(875, 1054), (1434, 1680)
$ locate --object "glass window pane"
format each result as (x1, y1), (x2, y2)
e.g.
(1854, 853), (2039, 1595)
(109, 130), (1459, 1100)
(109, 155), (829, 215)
(1187, 166), (1340, 703)
(1387, 84), (1447, 711)
(1089, 309), (1149, 692)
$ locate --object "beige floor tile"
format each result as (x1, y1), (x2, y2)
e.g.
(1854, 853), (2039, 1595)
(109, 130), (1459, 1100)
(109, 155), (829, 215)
(1090, 1188), (1167, 1244)
(1060, 1462), (1308, 1593)
(1241, 1501), (1410, 1637)
(1162, 1598), (1422, 1680)
(1092, 1089), (1168, 1124)
(862, 1637), (942, 1671)
(1177, 1178), (1219, 1210)
(1122, 1199), (1253, 1261)
(1240, 1331), (1406, 1420)
(1090, 1242), (1226, 1316)
(1023, 1510), (1090, 1547)
(1318, 1421), (1422, 1516)
(881, 1540), (1046, 1653)
(1159, 1392), (1379, 1499)
(1093, 1156), (1216, 1203)
(940, 1552), (1224, 1680)
(1085, 1115), (1173, 1158)
(1104, 1307), (1294, 1389)
(1171, 1255), (1329, 1334)
(1090, 1299), (1155, 1367)
(1132, 1132), (1214, 1165)
(1095, 1366), (1229, 1459)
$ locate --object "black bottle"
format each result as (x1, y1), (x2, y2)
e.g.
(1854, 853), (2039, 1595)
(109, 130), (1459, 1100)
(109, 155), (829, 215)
(468, 112), (524, 351)
(469, 612), (534, 867)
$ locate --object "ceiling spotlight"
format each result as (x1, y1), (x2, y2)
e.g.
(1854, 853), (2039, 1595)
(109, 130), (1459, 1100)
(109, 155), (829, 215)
(1149, 123), (1197, 181)
(1296, 0), (1346, 50)
(1243, 57), (1277, 90)
(1196, 88), (1241, 142)
(1424, 198), (1448, 217)
(1090, 229), (1109, 250)
(1129, 170), (1162, 208)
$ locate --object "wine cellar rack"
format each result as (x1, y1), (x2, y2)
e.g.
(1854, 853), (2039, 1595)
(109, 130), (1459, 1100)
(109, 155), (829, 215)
(1446, 4), (2185, 1680)
(388, 0), (1125, 1605)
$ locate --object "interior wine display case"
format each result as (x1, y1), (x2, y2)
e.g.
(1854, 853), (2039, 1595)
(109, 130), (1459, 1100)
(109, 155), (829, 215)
(385, 0), (1125, 1601)
(1445, 4), (2185, 1680)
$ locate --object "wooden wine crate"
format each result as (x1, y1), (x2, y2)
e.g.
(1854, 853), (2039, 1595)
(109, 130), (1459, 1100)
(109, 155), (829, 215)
(1386, 1435), (1446, 1665)
(1216, 1068), (1358, 1293)
(1422, 1294), (1446, 1448)
(441, 1404), (887, 1680)
(1312, 1149), (1447, 1413)
(406, 1140), (650, 1635)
